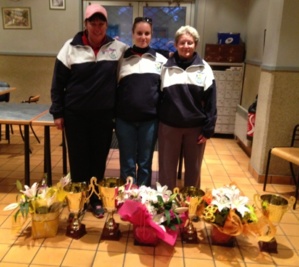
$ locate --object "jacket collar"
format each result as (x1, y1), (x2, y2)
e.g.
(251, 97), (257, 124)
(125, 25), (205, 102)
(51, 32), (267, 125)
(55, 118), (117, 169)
(123, 47), (156, 59)
(70, 31), (114, 47)
(164, 51), (204, 68)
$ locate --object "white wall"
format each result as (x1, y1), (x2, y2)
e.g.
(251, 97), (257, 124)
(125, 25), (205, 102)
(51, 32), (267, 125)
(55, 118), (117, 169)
(0, 0), (250, 57)
(245, 0), (269, 64)
(276, 0), (299, 69)
(197, 0), (249, 56)
(0, 0), (81, 55)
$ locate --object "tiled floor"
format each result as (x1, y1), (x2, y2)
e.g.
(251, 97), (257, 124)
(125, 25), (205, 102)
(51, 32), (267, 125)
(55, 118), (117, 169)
(0, 125), (299, 267)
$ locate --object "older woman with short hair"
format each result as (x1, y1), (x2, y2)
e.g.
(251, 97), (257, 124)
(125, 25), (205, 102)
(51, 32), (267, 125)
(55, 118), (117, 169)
(158, 25), (217, 190)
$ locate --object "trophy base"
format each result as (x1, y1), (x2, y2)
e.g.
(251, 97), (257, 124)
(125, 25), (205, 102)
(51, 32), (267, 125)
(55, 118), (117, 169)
(101, 223), (121, 241)
(66, 223), (87, 239)
(181, 230), (199, 244)
(258, 238), (278, 253)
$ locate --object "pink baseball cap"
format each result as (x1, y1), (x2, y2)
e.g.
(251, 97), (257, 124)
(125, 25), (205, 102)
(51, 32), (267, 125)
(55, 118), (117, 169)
(85, 4), (108, 21)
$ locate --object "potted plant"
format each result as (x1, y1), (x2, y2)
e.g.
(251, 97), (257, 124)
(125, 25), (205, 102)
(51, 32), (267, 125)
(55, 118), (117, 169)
(201, 183), (258, 246)
(117, 182), (188, 246)
(4, 174), (70, 238)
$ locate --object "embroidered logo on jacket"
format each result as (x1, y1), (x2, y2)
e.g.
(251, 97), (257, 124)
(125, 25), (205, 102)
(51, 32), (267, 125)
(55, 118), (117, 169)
(195, 71), (205, 86)
(101, 48), (117, 59)
(155, 62), (163, 73)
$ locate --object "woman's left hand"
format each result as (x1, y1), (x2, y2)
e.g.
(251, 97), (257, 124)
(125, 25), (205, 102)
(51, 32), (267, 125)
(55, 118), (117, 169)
(197, 134), (207, 144)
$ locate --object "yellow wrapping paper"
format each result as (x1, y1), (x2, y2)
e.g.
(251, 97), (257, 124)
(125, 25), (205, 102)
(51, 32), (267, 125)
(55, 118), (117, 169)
(31, 211), (60, 239)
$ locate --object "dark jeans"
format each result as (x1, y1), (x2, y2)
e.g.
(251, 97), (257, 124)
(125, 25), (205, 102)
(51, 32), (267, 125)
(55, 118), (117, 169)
(115, 118), (158, 187)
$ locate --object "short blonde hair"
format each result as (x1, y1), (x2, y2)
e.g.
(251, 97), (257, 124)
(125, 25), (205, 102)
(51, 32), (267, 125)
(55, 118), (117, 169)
(175, 25), (200, 45)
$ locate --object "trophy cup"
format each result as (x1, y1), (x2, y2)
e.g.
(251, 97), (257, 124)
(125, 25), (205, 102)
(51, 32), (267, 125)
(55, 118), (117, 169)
(64, 182), (89, 239)
(89, 176), (122, 241)
(174, 186), (205, 243)
(254, 193), (295, 253)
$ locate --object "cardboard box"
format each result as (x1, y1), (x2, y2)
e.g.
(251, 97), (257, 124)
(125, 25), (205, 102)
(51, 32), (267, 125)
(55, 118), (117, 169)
(204, 44), (245, 63)
(218, 33), (240, 44)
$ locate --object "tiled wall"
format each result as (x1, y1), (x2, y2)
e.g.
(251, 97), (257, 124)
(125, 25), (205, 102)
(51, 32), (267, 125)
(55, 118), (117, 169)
(250, 69), (299, 183)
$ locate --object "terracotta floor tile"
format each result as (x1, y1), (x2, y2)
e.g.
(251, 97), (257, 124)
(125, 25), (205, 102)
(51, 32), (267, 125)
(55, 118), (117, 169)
(123, 253), (154, 267)
(93, 251), (125, 266)
(1, 245), (40, 264)
(31, 247), (67, 266)
(0, 263), (29, 267)
(1, 126), (298, 266)
(154, 255), (185, 267)
(214, 260), (246, 267)
(61, 249), (96, 267)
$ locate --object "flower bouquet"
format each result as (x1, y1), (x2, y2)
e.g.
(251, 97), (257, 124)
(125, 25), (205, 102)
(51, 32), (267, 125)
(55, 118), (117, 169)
(4, 174), (70, 238)
(200, 184), (258, 246)
(117, 182), (188, 246)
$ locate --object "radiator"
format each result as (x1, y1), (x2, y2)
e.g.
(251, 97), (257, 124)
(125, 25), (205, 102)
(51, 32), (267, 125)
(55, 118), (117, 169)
(234, 105), (252, 154)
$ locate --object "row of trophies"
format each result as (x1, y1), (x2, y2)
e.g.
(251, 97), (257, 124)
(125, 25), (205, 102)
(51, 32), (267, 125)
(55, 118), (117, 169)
(64, 177), (121, 240)
(64, 176), (295, 254)
(64, 177), (205, 243)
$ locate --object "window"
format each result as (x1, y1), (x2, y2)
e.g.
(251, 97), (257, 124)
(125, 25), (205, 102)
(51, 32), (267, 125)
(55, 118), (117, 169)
(83, 1), (194, 52)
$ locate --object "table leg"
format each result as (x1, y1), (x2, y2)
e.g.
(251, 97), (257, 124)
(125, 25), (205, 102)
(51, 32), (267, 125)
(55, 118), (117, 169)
(44, 126), (52, 186)
(62, 130), (67, 175)
(24, 125), (30, 186)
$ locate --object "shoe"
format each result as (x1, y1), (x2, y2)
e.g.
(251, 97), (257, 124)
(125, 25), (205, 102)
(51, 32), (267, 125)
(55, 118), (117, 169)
(92, 205), (105, 218)
(90, 202), (105, 219)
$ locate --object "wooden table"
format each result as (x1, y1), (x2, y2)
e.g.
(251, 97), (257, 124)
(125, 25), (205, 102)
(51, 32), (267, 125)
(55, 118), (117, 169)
(32, 112), (67, 186)
(0, 103), (49, 185)
(0, 87), (16, 95)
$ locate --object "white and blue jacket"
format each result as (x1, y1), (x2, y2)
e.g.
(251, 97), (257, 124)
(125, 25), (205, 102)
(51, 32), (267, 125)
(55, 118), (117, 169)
(116, 47), (167, 122)
(159, 52), (217, 138)
(50, 31), (127, 119)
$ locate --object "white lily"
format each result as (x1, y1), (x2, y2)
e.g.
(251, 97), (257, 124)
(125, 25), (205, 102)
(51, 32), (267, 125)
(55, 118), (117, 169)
(231, 195), (250, 216)
(3, 203), (19, 211)
(59, 173), (71, 188)
(20, 182), (38, 199)
(156, 182), (172, 198)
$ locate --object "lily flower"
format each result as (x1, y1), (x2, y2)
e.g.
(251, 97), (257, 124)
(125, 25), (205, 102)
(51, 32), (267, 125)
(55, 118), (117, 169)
(20, 182), (38, 199)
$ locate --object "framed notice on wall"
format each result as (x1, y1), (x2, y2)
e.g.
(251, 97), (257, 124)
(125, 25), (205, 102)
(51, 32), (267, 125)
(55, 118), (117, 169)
(49, 0), (66, 10)
(2, 7), (31, 29)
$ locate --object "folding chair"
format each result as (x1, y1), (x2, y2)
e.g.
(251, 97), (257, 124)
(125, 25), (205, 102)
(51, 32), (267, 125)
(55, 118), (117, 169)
(263, 124), (299, 209)
(19, 95), (41, 144)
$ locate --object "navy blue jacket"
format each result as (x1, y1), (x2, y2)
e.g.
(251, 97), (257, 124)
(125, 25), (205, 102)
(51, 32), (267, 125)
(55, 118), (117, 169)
(159, 52), (217, 138)
(116, 47), (167, 122)
(50, 31), (127, 119)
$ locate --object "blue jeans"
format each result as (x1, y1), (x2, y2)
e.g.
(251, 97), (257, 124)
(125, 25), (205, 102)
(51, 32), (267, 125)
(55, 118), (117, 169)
(115, 118), (158, 186)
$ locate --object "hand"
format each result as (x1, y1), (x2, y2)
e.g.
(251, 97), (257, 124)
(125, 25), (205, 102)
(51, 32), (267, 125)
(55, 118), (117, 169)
(197, 134), (207, 144)
(54, 118), (64, 130)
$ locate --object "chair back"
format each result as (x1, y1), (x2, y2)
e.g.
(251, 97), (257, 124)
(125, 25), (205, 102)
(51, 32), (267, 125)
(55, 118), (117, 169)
(21, 95), (40, 103)
(290, 124), (299, 147)
(0, 81), (10, 102)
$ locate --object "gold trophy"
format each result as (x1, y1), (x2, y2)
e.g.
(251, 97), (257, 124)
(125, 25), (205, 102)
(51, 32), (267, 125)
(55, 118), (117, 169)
(174, 186), (205, 243)
(89, 176), (122, 240)
(64, 182), (89, 239)
(254, 193), (295, 253)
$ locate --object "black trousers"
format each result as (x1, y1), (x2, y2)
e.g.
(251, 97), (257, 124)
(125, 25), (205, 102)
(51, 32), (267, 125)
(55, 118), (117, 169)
(64, 109), (114, 185)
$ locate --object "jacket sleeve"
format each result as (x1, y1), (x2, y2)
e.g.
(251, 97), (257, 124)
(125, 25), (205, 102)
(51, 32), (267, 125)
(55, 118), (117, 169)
(49, 58), (71, 119)
(202, 70), (217, 138)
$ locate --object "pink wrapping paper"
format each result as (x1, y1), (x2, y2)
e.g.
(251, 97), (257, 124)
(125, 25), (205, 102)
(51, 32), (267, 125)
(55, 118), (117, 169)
(118, 199), (181, 246)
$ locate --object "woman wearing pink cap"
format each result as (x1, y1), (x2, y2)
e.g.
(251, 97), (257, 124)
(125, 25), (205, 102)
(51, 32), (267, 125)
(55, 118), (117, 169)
(50, 4), (127, 218)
